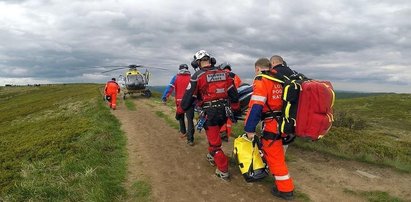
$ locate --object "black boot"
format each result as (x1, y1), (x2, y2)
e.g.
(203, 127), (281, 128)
(271, 187), (294, 200)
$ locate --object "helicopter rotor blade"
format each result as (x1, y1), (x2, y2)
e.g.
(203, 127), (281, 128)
(139, 65), (169, 71)
(98, 64), (170, 73)
(97, 65), (126, 68)
(101, 67), (129, 73)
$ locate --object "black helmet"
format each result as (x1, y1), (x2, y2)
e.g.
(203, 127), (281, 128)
(111, 78), (116, 81)
(219, 62), (231, 71)
(179, 64), (188, 70)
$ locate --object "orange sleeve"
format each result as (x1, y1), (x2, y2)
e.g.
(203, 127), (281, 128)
(234, 75), (242, 88)
(249, 79), (267, 106)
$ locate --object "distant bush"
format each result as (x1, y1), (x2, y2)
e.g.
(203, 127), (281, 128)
(333, 110), (367, 130)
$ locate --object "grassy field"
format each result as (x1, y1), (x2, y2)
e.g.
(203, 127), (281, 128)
(294, 93), (411, 172)
(0, 84), (127, 201)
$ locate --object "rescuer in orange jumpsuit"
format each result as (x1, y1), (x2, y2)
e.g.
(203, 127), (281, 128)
(244, 57), (294, 200)
(219, 62), (242, 142)
(104, 78), (120, 110)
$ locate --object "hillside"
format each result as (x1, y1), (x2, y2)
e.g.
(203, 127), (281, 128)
(0, 85), (126, 201)
(334, 91), (390, 99)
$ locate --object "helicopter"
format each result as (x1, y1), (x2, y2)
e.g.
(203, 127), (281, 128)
(101, 64), (167, 99)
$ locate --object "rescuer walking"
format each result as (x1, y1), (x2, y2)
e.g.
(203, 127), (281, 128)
(181, 50), (240, 181)
(105, 78), (120, 110)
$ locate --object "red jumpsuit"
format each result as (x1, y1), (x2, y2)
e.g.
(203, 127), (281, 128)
(244, 72), (294, 192)
(104, 80), (120, 109)
(220, 70), (242, 139)
(181, 65), (239, 173)
(162, 70), (195, 142)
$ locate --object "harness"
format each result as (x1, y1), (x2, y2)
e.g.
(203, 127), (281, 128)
(261, 110), (282, 120)
(202, 99), (229, 109)
(262, 131), (282, 141)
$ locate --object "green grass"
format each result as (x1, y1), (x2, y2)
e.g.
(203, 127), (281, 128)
(0, 84), (127, 201)
(155, 111), (179, 130)
(124, 99), (137, 111)
(344, 189), (403, 202)
(130, 180), (152, 202)
(334, 91), (388, 99)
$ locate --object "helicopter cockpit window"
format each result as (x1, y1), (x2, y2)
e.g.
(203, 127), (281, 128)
(127, 74), (145, 83)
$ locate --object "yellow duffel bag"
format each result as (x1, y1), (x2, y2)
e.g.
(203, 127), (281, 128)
(233, 134), (268, 182)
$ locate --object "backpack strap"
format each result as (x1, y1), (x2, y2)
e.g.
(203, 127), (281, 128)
(256, 74), (285, 84)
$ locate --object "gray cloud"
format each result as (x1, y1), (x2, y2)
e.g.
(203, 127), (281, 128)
(0, 0), (410, 93)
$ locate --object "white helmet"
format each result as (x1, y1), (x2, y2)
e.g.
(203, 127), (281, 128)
(194, 50), (210, 61)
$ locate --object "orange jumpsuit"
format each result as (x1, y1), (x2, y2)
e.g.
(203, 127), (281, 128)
(104, 80), (120, 109)
(244, 73), (294, 192)
(220, 71), (242, 139)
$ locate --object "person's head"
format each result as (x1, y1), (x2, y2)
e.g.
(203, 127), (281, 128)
(269, 55), (284, 67)
(254, 58), (271, 75)
(220, 62), (231, 71)
(111, 78), (116, 81)
(179, 64), (188, 70)
(194, 50), (213, 68)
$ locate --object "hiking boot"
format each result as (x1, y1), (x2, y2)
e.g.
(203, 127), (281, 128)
(187, 141), (194, 146)
(271, 187), (294, 200)
(179, 133), (187, 139)
(206, 153), (215, 166)
(215, 169), (230, 181)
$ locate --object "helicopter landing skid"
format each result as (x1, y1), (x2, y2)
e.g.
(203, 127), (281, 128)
(122, 89), (151, 99)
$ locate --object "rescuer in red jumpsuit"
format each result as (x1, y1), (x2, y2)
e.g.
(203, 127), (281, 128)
(162, 64), (195, 146)
(181, 50), (240, 181)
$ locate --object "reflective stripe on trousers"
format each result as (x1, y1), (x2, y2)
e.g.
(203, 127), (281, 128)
(274, 173), (290, 181)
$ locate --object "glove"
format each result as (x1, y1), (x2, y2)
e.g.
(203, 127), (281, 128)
(282, 133), (296, 145)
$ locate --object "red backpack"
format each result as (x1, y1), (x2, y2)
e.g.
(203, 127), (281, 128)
(260, 74), (335, 140)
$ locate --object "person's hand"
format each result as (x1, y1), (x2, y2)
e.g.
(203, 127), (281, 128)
(282, 133), (296, 145)
(246, 132), (255, 140)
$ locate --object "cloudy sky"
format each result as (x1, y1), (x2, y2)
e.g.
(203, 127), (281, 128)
(1, 0), (410, 93)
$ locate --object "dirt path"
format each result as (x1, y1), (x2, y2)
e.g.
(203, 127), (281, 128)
(112, 98), (411, 202)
